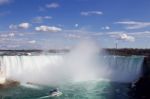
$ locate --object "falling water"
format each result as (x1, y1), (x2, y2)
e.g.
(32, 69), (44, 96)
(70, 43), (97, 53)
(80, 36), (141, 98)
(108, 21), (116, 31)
(0, 55), (144, 84)
(0, 41), (144, 84)
(98, 55), (144, 82)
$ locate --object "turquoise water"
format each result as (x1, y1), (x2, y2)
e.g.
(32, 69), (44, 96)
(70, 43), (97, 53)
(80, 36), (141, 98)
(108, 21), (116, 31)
(0, 55), (144, 99)
(0, 81), (132, 99)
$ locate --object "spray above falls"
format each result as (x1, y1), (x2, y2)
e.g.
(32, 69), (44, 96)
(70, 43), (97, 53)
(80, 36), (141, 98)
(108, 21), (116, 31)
(0, 40), (144, 85)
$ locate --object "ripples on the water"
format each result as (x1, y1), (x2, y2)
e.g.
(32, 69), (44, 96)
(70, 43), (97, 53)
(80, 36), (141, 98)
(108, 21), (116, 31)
(0, 81), (133, 99)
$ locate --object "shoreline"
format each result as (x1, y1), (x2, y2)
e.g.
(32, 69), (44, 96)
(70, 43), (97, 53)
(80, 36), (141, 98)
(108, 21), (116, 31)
(0, 48), (149, 56)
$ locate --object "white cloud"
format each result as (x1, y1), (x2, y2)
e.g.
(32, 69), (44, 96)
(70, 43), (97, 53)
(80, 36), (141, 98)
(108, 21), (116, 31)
(118, 34), (135, 42)
(130, 31), (150, 36)
(18, 22), (30, 29)
(28, 40), (36, 44)
(123, 31), (150, 38)
(0, 0), (10, 5)
(81, 11), (103, 16)
(75, 24), (79, 28)
(35, 25), (62, 32)
(107, 31), (135, 42)
(104, 31), (150, 39)
(8, 32), (15, 37)
(65, 34), (81, 39)
(0, 34), (8, 38)
(115, 21), (150, 29)
(33, 16), (52, 23)
(0, 33), (15, 38)
(9, 24), (18, 29)
(101, 26), (110, 30)
(9, 22), (30, 29)
(62, 29), (104, 40)
(63, 29), (91, 35)
(46, 3), (59, 8)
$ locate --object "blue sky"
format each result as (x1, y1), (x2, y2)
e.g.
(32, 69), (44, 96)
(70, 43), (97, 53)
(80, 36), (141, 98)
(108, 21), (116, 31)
(0, 0), (150, 49)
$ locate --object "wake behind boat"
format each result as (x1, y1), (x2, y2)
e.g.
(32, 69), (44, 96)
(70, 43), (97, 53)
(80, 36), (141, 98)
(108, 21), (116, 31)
(38, 88), (62, 99)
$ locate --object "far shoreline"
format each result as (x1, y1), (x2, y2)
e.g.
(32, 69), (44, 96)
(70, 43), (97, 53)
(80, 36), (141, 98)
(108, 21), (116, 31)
(0, 48), (149, 56)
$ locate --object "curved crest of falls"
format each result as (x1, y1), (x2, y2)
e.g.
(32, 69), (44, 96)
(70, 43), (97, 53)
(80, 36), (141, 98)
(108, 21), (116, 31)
(0, 54), (144, 84)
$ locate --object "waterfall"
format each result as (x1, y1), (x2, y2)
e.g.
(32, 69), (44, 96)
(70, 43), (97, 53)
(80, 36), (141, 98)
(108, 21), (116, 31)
(0, 55), (65, 84)
(0, 55), (144, 84)
(99, 56), (144, 82)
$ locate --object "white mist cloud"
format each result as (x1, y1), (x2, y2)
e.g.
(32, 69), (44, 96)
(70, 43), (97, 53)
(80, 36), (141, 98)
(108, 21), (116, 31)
(35, 25), (62, 32)
(64, 40), (100, 82)
(46, 2), (59, 8)
(115, 21), (150, 29)
(81, 11), (103, 16)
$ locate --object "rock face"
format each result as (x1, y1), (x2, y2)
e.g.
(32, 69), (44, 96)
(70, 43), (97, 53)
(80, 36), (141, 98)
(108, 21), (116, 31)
(130, 76), (150, 99)
(0, 72), (19, 89)
(0, 80), (19, 89)
(129, 56), (150, 99)
(143, 56), (150, 76)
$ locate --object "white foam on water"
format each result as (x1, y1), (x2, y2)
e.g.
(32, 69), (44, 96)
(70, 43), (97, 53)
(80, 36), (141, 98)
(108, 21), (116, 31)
(20, 83), (42, 89)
